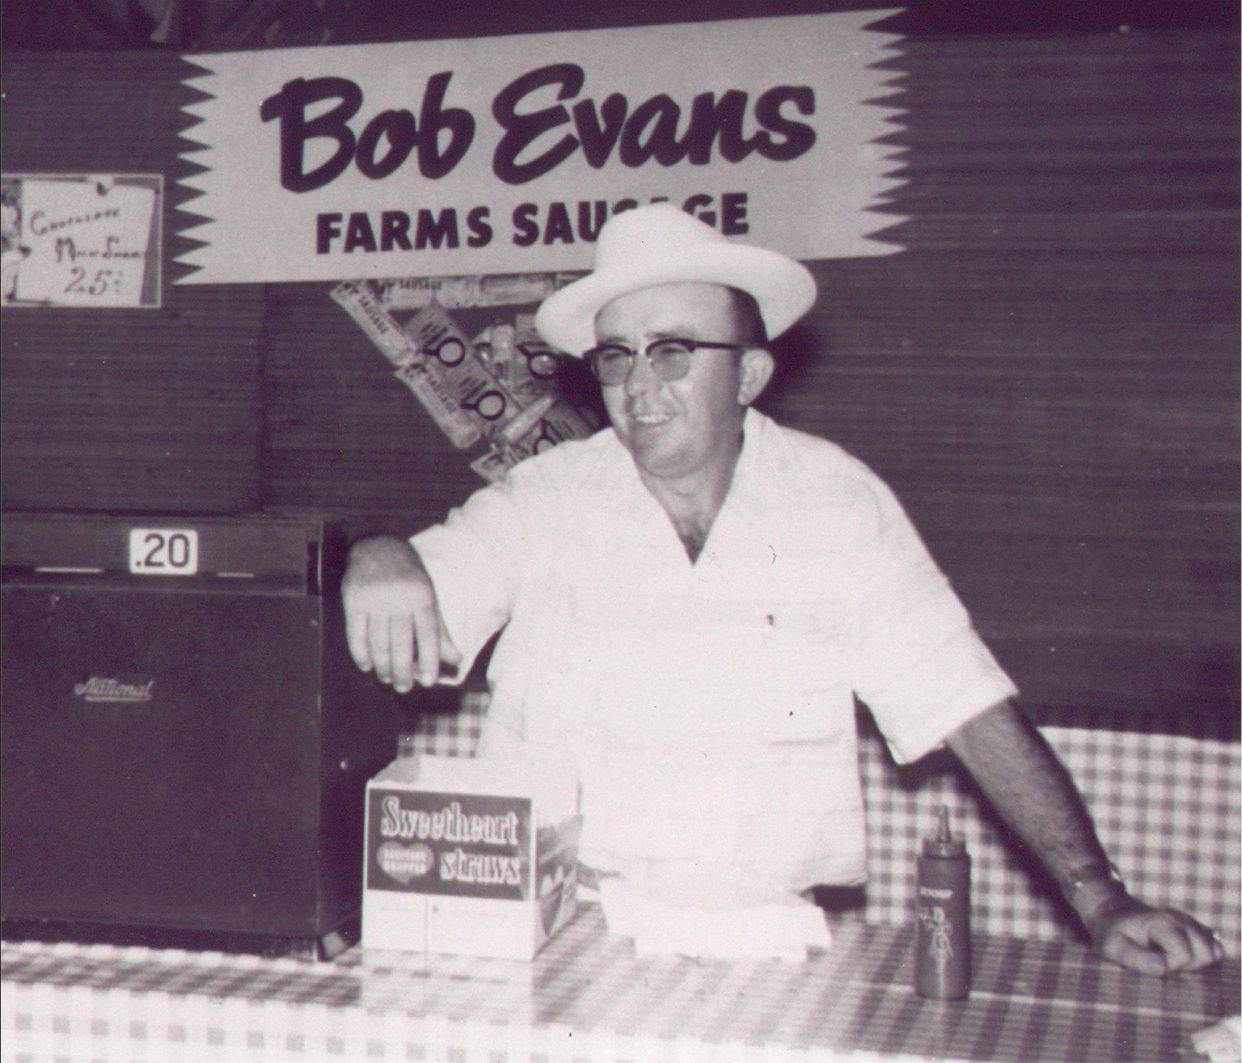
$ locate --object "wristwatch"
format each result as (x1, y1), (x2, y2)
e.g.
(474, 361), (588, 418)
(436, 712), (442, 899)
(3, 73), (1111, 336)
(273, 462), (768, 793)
(1060, 861), (1136, 937)
(1060, 860), (1126, 899)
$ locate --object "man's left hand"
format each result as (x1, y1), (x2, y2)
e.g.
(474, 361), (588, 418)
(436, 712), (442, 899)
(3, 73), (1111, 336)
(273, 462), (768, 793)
(1088, 897), (1226, 974)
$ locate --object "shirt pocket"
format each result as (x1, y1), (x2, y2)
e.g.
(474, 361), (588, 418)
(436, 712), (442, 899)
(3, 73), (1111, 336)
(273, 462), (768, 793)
(749, 600), (853, 743)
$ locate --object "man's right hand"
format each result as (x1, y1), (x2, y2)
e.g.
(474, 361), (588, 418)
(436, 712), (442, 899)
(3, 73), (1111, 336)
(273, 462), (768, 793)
(341, 536), (462, 692)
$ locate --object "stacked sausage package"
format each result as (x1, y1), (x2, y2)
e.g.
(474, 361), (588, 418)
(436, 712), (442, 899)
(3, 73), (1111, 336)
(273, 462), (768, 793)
(362, 754), (581, 959)
(330, 279), (599, 482)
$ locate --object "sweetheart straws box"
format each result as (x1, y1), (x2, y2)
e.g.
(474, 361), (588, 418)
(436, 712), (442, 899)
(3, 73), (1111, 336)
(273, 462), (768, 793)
(361, 755), (581, 959)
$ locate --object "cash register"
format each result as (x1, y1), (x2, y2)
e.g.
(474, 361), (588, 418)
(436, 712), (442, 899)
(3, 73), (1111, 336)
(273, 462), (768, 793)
(1, 512), (438, 958)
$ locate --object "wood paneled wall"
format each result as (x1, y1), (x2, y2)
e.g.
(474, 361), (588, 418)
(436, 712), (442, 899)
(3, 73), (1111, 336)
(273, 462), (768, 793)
(1, 52), (264, 515)
(2, 14), (1237, 729)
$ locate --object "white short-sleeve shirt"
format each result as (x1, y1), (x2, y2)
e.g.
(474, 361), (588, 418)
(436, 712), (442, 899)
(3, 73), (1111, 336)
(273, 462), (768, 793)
(412, 408), (1017, 908)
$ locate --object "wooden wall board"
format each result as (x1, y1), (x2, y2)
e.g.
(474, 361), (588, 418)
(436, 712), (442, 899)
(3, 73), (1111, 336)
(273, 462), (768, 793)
(0, 51), (264, 514)
(0, 18), (1236, 726)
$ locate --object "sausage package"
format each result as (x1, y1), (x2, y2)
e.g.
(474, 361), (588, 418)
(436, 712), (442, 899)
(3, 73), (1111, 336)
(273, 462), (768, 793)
(362, 755), (581, 959)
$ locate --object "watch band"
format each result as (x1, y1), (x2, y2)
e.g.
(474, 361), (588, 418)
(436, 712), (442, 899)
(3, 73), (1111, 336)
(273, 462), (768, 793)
(1061, 860), (1125, 897)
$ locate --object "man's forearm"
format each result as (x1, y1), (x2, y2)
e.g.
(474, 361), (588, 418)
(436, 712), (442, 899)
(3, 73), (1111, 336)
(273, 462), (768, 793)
(944, 701), (1127, 929)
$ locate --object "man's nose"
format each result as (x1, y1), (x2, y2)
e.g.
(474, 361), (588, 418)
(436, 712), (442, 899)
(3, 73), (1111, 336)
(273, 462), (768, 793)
(624, 350), (659, 396)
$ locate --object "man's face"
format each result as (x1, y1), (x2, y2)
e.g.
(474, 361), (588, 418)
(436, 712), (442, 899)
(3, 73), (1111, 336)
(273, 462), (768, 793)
(593, 282), (753, 482)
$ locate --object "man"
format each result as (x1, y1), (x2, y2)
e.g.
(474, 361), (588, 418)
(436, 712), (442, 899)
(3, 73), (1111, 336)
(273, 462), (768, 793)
(344, 203), (1223, 972)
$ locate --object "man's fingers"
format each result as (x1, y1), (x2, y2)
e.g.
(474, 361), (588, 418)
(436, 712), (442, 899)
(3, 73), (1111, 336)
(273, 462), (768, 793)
(340, 538), (454, 691)
(1099, 911), (1225, 975)
(1177, 923), (1222, 969)
(439, 622), (464, 668)
(344, 602), (374, 673)
(1212, 933), (1230, 961)
(410, 595), (446, 688)
(346, 593), (455, 692)
(388, 614), (417, 693)
(367, 609), (395, 686)
(1144, 917), (1196, 971)
(1101, 932), (1169, 976)
(1153, 916), (1223, 970)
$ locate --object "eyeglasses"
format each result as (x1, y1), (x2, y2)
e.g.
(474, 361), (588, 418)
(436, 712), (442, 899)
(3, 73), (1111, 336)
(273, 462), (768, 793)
(584, 338), (747, 386)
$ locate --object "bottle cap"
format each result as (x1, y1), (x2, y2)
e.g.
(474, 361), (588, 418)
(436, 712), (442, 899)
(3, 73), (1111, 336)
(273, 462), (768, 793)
(923, 805), (966, 857)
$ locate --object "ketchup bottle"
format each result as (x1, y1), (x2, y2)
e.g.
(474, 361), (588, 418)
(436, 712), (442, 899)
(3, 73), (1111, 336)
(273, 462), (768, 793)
(914, 806), (971, 999)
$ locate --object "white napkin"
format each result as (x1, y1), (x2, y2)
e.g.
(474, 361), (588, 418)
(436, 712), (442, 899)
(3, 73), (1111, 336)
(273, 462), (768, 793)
(1193, 1016), (1241, 1063)
(598, 877), (832, 960)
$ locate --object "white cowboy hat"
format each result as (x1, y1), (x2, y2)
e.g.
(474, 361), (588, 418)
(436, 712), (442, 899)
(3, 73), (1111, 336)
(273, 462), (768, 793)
(535, 203), (818, 356)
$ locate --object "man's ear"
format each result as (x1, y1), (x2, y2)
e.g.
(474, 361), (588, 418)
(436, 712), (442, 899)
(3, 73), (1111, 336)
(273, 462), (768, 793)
(738, 347), (775, 406)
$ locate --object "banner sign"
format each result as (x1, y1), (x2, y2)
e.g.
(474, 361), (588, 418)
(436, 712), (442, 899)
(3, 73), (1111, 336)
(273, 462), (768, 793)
(177, 12), (904, 284)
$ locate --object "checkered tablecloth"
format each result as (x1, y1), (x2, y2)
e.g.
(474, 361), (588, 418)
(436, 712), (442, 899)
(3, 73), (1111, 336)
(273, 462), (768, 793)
(415, 695), (1242, 951)
(856, 722), (1242, 950)
(3, 904), (1237, 1063)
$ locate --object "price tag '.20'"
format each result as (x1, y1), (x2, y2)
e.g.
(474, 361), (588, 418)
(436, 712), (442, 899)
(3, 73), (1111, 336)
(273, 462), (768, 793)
(128, 528), (199, 576)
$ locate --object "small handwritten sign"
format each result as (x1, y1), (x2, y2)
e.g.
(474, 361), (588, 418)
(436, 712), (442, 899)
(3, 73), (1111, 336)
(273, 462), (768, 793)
(1, 174), (162, 308)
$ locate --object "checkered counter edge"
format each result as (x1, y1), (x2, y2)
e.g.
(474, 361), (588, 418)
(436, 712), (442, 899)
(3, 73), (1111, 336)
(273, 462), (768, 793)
(3, 905), (1237, 1063)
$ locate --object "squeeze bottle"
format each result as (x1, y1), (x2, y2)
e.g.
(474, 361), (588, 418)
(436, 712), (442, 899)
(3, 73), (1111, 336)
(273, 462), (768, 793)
(914, 806), (971, 999)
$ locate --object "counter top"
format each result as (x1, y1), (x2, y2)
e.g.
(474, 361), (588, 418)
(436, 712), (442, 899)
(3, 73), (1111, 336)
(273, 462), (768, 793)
(3, 905), (1237, 1062)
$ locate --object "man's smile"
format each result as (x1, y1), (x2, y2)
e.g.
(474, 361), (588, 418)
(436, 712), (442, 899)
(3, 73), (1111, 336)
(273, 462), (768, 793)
(630, 411), (675, 427)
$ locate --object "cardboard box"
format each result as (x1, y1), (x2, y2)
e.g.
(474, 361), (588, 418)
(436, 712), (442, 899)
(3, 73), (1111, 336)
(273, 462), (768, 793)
(362, 755), (580, 959)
